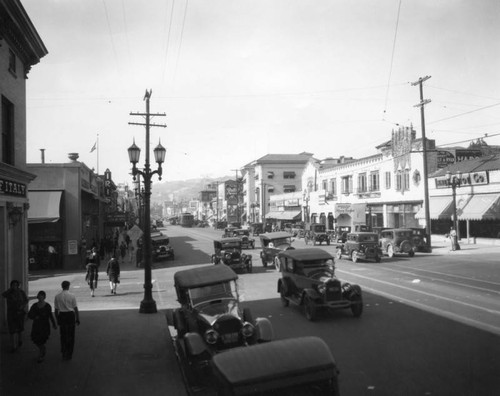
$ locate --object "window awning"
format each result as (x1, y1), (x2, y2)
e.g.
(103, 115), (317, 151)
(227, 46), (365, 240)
(28, 191), (63, 224)
(265, 210), (301, 220)
(459, 194), (500, 220)
(415, 195), (470, 220)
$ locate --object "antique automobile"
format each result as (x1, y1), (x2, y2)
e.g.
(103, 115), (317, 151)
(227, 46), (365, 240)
(222, 226), (239, 238)
(336, 232), (382, 263)
(168, 265), (274, 378)
(304, 223), (331, 245)
(379, 228), (416, 257)
(411, 228), (431, 253)
(230, 229), (256, 249)
(151, 233), (174, 261)
(277, 248), (363, 321)
(336, 226), (351, 243)
(259, 232), (295, 269)
(211, 336), (340, 396)
(250, 222), (264, 236)
(212, 238), (253, 273)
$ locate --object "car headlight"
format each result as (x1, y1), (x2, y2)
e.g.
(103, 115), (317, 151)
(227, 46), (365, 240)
(317, 284), (326, 295)
(205, 329), (219, 345)
(241, 322), (254, 338)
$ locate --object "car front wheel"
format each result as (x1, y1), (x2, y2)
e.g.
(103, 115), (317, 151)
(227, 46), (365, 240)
(387, 244), (394, 258)
(350, 294), (363, 317)
(304, 296), (317, 321)
(336, 249), (342, 260)
(280, 284), (289, 307)
(274, 257), (281, 271)
(351, 251), (359, 263)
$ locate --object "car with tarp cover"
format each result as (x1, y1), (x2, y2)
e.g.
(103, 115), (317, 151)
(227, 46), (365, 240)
(212, 238), (252, 273)
(211, 336), (340, 396)
(277, 248), (363, 321)
(167, 265), (274, 380)
(258, 231), (295, 269)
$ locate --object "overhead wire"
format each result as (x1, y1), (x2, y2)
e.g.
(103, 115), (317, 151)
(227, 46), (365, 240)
(173, 0), (189, 85)
(101, 0), (121, 78)
(161, 0), (176, 90)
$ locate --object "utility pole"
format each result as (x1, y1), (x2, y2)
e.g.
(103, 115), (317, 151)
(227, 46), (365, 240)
(128, 90), (166, 314)
(412, 76), (432, 252)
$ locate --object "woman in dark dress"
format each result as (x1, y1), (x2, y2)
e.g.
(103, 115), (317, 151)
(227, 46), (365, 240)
(106, 255), (121, 295)
(28, 291), (57, 362)
(2, 280), (28, 352)
(85, 251), (99, 297)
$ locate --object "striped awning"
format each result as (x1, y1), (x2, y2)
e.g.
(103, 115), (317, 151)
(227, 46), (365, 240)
(459, 194), (500, 220)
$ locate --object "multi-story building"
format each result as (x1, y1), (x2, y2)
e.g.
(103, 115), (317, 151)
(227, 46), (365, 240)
(241, 153), (313, 226)
(306, 126), (436, 232)
(1, 0), (47, 332)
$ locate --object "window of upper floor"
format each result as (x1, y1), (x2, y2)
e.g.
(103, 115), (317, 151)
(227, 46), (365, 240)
(370, 172), (380, 192)
(357, 173), (367, 193)
(8, 49), (17, 77)
(341, 176), (353, 194)
(330, 179), (337, 196)
(283, 171), (296, 179)
(1, 96), (15, 166)
(395, 170), (410, 192)
(322, 179), (328, 191)
(385, 171), (391, 189)
(283, 185), (296, 193)
(267, 171), (274, 179)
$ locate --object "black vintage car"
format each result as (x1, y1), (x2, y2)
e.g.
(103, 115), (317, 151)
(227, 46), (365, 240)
(411, 228), (431, 253)
(151, 233), (174, 261)
(304, 223), (331, 245)
(259, 232), (295, 269)
(223, 228), (255, 249)
(250, 222), (264, 236)
(212, 238), (252, 273)
(379, 228), (416, 257)
(336, 232), (382, 263)
(277, 248), (363, 321)
(211, 336), (340, 396)
(167, 265), (274, 379)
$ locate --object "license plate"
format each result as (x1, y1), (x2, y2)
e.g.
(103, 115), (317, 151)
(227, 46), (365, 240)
(328, 287), (340, 292)
(221, 332), (239, 343)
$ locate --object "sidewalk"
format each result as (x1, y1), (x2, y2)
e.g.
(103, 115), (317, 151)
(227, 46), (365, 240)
(1, 253), (187, 396)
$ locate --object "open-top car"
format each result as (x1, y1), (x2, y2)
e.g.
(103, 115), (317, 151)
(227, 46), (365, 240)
(168, 265), (274, 380)
(212, 238), (252, 273)
(151, 233), (174, 261)
(336, 232), (382, 263)
(211, 336), (340, 396)
(277, 248), (363, 321)
(305, 223), (331, 245)
(379, 228), (416, 257)
(259, 231), (295, 269)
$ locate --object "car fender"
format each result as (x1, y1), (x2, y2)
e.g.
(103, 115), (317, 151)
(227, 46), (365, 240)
(301, 288), (321, 303)
(254, 317), (274, 342)
(184, 332), (209, 356)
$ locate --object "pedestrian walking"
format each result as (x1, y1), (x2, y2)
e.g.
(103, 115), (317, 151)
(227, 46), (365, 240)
(106, 255), (121, 294)
(2, 280), (28, 352)
(27, 291), (57, 362)
(54, 281), (80, 361)
(119, 241), (127, 263)
(85, 256), (99, 297)
(449, 227), (460, 251)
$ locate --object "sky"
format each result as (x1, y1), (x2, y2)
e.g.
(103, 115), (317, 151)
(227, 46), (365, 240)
(21, 0), (500, 186)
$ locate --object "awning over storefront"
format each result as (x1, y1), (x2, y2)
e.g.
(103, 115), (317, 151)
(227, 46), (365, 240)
(28, 191), (62, 224)
(415, 196), (452, 219)
(265, 210), (301, 220)
(459, 194), (500, 220)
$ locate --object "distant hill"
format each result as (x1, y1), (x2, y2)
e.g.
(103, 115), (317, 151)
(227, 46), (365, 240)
(149, 176), (232, 204)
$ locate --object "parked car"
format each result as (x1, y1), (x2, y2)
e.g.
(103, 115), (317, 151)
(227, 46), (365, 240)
(277, 248), (363, 321)
(151, 233), (174, 261)
(167, 265), (274, 379)
(411, 228), (431, 252)
(336, 232), (382, 263)
(250, 222), (264, 236)
(211, 336), (340, 396)
(259, 232), (295, 269)
(379, 228), (416, 257)
(212, 238), (252, 273)
(304, 223), (331, 245)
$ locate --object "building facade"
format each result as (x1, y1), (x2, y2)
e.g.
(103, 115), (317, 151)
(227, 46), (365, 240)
(1, 0), (47, 332)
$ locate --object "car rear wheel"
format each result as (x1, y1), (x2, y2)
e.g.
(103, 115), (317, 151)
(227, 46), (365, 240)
(351, 251), (359, 263)
(350, 294), (363, 317)
(280, 283), (289, 307)
(387, 244), (394, 258)
(304, 296), (317, 321)
(336, 249), (342, 260)
(243, 307), (253, 323)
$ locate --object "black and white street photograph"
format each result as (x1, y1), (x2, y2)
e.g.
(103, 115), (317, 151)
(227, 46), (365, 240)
(1, 1), (500, 395)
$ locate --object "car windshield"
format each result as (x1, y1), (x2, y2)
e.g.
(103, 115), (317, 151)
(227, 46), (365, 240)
(396, 231), (413, 238)
(269, 237), (291, 247)
(234, 230), (249, 236)
(221, 242), (240, 249)
(359, 234), (378, 242)
(189, 281), (237, 306)
(297, 260), (334, 277)
(312, 225), (326, 232)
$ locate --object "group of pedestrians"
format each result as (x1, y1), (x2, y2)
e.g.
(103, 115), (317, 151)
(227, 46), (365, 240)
(85, 247), (121, 296)
(2, 280), (79, 363)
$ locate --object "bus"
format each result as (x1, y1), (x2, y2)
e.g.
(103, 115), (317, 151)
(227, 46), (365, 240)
(180, 212), (194, 228)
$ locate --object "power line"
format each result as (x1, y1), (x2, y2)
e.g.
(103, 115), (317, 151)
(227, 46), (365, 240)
(173, 0), (189, 84)
(428, 101), (500, 125)
(161, 0), (176, 89)
(383, 0), (402, 115)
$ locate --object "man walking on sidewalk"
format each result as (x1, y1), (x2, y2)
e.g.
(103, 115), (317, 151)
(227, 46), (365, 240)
(54, 281), (80, 360)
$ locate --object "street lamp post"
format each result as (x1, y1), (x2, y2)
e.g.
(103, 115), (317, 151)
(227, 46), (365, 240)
(446, 170), (462, 247)
(128, 92), (166, 314)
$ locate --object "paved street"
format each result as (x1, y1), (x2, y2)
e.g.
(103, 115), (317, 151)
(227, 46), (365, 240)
(2, 225), (500, 395)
